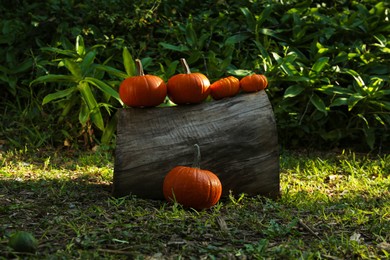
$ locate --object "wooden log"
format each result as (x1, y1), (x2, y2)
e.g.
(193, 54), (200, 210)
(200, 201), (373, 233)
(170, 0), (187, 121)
(113, 91), (280, 199)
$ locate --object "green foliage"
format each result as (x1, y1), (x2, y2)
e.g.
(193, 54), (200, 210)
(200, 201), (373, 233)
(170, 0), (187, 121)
(30, 36), (126, 146)
(163, 0), (389, 151)
(1, 0), (389, 151)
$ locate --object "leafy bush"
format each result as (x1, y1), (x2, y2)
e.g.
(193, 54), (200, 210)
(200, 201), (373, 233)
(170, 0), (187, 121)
(1, 0), (389, 151)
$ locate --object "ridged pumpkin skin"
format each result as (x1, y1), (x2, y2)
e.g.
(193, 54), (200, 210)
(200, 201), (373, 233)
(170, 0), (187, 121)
(240, 74), (268, 92)
(119, 59), (167, 107)
(167, 58), (210, 105)
(163, 166), (222, 210)
(119, 75), (167, 107)
(210, 76), (240, 100)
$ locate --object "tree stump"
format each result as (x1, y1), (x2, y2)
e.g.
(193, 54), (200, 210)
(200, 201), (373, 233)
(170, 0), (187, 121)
(113, 91), (280, 199)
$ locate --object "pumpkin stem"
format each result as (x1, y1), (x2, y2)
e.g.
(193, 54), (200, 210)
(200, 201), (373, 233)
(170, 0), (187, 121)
(192, 144), (201, 169)
(180, 58), (191, 74)
(135, 59), (145, 76)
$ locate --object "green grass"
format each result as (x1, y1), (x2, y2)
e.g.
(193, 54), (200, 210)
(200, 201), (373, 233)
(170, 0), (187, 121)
(0, 148), (389, 259)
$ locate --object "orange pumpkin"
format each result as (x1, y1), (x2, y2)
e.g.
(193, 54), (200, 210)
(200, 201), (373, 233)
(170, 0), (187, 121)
(210, 76), (240, 100)
(240, 74), (268, 92)
(163, 144), (222, 210)
(167, 58), (210, 105)
(119, 59), (167, 107)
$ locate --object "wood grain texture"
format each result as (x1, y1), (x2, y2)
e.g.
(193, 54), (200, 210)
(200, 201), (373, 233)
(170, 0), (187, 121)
(113, 91), (280, 199)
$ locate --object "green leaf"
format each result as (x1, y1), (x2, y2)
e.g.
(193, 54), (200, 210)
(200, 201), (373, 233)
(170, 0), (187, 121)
(221, 55), (233, 71)
(364, 127), (375, 150)
(166, 60), (179, 77)
(240, 7), (256, 32)
(333, 51), (348, 64)
(226, 69), (253, 77)
(80, 51), (97, 75)
(347, 93), (365, 111)
(310, 57), (329, 76)
(272, 52), (298, 76)
(59, 95), (79, 120)
(185, 22), (197, 49)
(40, 47), (78, 58)
(197, 32), (210, 50)
(95, 64), (128, 79)
(140, 57), (153, 70)
(225, 34), (250, 45)
(0, 74), (17, 95)
(342, 68), (365, 87)
(317, 85), (354, 95)
(373, 34), (387, 47)
(284, 85), (305, 98)
(382, 101), (390, 110)
(101, 112), (118, 145)
(123, 47), (136, 77)
(282, 76), (310, 82)
(369, 2), (385, 15)
(64, 59), (82, 79)
(374, 114), (386, 126)
(367, 64), (390, 75)
(78, 81), (104, 131)
(3, 59), (33, 74)
(76, 35), (85, 56)
(257, 6), (273, 27)
(371, 100), (390, 110)
(253, 40), (272, 68)
(258, 28), (284, 41)
(30, 74), (76, 86)
(83, 77), (121, 102)
(310, 94), (327, 114)
(0, 64), (11, 74)
(321, 129), (346, 141)
(159, 42), (190, 52)
(186, 51), (202, 64)
(282, 62), (299, 76)
(79, 102), (89, 127)
(160, 60), (180, 80)
(42, 87), (77, 105)
(330, 97), (348, 107)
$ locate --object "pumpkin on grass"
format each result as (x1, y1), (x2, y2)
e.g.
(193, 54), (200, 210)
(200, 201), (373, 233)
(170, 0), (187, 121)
(167, 58), (210, 105)
(119, 59), (167, 107)
(210, 76), (240, 100)
(240, 74), (268, 92)
(163, 144), (222, 210)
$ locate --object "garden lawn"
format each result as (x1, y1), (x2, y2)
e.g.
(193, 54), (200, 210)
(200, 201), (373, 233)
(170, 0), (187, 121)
(0, 148), (389, 259)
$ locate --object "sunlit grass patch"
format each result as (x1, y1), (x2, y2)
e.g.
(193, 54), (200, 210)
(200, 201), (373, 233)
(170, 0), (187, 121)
(0, 148), (389, 259)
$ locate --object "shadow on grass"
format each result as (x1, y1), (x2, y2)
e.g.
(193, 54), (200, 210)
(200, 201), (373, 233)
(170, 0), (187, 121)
(0, 176), (112, 248)
(1, 176), (112, 205)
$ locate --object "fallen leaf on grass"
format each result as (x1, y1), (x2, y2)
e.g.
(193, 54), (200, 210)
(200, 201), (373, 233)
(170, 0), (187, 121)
(216, 216), (228, 232)
(350, 232), (363, 243)
(377, 241), (390, 251)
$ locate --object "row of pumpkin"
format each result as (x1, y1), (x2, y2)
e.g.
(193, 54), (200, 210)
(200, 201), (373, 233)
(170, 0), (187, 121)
(119, 58), (268, 107)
